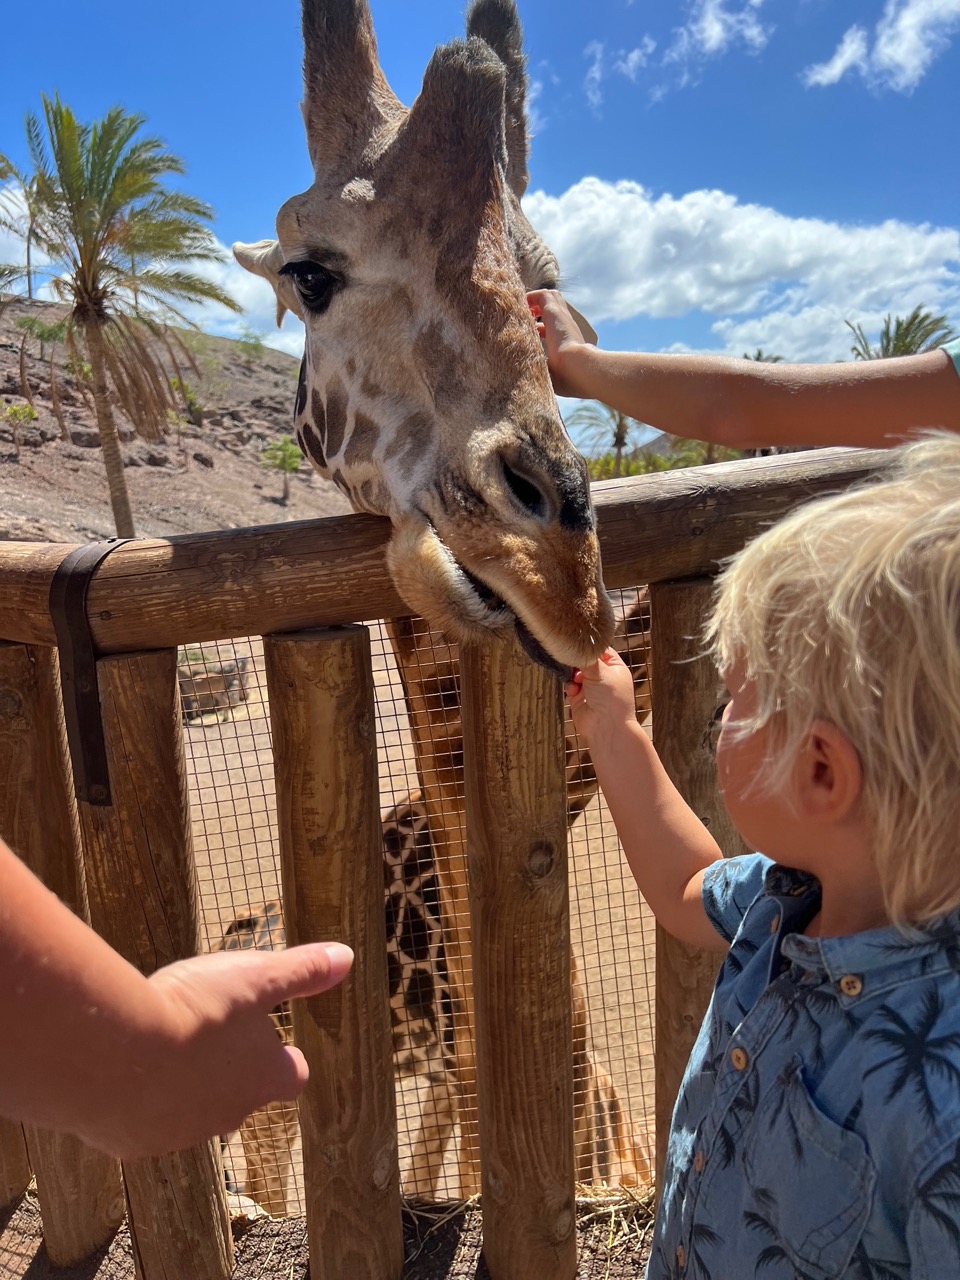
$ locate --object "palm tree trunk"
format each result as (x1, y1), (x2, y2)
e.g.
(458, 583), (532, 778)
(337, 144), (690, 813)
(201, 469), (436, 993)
(84, 321), (137, 538)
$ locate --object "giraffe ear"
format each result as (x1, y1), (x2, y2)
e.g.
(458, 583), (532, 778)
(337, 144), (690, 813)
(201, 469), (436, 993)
(300, 0), (404, 176)
(566, 303), (598, 346)
(466, 0), (529, 197)
(232, 239), (300, 326)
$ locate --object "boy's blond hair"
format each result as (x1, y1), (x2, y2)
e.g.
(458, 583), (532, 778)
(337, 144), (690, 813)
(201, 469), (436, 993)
(706, 432), (960, 926)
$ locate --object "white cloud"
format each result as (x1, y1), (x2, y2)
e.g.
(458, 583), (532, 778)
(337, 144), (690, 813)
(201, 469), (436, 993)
(665, 0), (771, 67)
(583, 36), (659, 109)
(524, 177), (960, 361)
(526, 78), (547, 137)
(803, 0), (960, 92)
(802, 26), (869, 87)
(584, 41), (606, 111)
(614, 38), (658, 81)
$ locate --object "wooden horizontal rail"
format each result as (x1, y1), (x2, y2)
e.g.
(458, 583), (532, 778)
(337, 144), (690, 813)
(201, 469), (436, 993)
(0, 448), (884, 653)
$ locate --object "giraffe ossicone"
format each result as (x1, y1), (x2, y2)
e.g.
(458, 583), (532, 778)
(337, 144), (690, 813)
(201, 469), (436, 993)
(234, 0), (615, 676)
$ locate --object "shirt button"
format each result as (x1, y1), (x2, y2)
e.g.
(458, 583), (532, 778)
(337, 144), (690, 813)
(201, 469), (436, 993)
(693, 1150), (705, 1173)
(731, 1047), (749, 1071)
(676, 1244), (687, 1270)
(770, 914), (781, 934)
(839, 974), (863, 997)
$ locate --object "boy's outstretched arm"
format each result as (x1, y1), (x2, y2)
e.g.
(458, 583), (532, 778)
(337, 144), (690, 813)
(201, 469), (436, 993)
(0, 837), (352, 1160)
(567, 650), (727, 953)
(529, 288), (960, 451)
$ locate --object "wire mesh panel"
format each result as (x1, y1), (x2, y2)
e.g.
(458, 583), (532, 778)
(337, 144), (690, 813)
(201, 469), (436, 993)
(178, 590), (656, 1217)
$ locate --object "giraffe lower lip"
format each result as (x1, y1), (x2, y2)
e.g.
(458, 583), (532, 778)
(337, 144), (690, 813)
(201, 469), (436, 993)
(514, 620), (575, 683)
(459, 563), (570, 679)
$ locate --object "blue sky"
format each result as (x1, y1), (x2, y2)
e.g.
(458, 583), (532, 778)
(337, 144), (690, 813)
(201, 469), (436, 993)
(2, 0), (959, 381)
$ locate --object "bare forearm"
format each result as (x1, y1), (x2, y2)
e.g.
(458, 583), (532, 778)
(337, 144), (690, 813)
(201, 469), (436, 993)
(0, 839), (351, 1160)
(590, 721), (725, 951)
(0, 843), (168, 1140)
(558, 344), (959, 450)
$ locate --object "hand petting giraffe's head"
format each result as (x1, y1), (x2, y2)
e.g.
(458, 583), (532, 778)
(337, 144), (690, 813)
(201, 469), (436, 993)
(234, 0), (615, 676)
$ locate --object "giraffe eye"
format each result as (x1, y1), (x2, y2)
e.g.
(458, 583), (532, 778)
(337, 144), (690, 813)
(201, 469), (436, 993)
(279, 260), (343, 314)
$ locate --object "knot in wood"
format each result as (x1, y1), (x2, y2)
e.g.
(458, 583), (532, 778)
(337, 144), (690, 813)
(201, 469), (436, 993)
(0, 690), (24, 722)
(372, 1148), (394, 1192)
(527, 841), (555, 879)
(551, 1206), (575, 1242)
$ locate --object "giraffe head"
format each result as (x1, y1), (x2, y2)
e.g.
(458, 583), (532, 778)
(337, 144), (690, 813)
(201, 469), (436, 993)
(234, 0), (614, 675)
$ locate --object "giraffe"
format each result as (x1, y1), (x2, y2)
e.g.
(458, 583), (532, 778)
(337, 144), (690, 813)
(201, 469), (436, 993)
(233, 0), (614, 676)
(217, 594), (655, 1217)
(233, 0), (621, 1197)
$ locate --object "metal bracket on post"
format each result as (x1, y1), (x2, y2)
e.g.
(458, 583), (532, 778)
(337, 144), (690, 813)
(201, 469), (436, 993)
(48, 539), (132, 806)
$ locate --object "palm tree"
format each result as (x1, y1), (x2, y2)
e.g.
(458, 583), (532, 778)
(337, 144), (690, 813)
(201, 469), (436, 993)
(0, 264), (21, 318)
(566, 401), (649, 477)
(0, 157), (41, 299)
(1, 95), (240, 536)
(742, 348), (784, 362)
(846, 306), (957, 361)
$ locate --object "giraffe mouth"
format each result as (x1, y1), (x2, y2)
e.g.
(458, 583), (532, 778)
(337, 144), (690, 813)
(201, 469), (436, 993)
(458, 564), (575, 683)
(386, 514), (577, 681)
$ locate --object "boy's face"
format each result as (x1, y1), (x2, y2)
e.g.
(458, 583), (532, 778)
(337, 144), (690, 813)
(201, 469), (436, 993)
(716, 662), (795, 856)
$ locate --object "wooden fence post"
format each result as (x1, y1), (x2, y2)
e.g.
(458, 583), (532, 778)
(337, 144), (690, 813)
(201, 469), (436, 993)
(460, 632), (576, 1280)
(0, 642), (125, 1258)
(74, 650), (232, 1280)
(0, 1118), (30, 1213)
(650, 580), (747, 1192)
(265, 627), (403, 1280)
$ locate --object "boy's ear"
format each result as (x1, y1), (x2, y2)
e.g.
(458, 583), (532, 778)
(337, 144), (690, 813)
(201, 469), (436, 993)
(793, 721), (862, 823)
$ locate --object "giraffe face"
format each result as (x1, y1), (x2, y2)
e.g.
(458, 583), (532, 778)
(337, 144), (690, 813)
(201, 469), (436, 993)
(235, 0), (615, 672)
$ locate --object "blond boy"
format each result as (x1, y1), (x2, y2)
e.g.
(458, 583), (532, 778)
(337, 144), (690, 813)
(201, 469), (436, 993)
(568, 433), (960, 1278)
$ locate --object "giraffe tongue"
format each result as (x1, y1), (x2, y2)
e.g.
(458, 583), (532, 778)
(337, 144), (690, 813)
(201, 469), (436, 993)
(514, 619), (575, 684)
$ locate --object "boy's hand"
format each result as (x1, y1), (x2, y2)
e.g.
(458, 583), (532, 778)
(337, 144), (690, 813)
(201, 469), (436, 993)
(527, 288), (594, 398)
(565, 648), (639, 750)
(81, 941), (353, 1161)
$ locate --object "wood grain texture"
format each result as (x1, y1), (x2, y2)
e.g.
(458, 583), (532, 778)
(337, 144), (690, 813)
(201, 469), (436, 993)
(0, 450), (883, 652)
(461, 632), (576, 1280)
(265, 628), (403, 1280)
(0, 643), (125, 1260)
(74, 649), (232, 1280)
(650, 580), (748, 1194)
(0, 1119), (30, 1211)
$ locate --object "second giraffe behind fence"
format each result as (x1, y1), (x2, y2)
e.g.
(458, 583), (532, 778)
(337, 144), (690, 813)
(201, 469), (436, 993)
(214, 594), (655, 1216)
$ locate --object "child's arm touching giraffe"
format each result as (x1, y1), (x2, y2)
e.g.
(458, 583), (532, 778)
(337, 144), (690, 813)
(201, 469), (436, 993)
(0, 837), (352, 1160)
(567, 650), (727, 953)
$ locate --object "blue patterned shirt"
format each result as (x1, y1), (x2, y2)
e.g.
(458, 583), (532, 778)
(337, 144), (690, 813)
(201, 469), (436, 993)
(648, 854), (960, 1279)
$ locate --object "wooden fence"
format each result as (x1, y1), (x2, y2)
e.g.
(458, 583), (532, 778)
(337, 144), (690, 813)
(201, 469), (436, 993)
(0, 448), (882, 1280)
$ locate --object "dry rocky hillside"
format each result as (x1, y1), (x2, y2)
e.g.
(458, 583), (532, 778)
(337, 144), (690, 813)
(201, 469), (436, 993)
(0, 295), (352, 545)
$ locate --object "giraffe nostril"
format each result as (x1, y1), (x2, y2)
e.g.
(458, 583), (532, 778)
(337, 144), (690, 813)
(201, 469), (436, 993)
(501, 459), (548, 519)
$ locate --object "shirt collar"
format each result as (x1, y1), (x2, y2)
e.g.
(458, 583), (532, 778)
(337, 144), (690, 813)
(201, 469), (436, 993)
(762, 861), (960, 986)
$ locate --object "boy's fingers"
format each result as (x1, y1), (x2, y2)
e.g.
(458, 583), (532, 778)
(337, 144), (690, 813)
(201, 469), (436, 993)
(564, 667), (584, 698)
